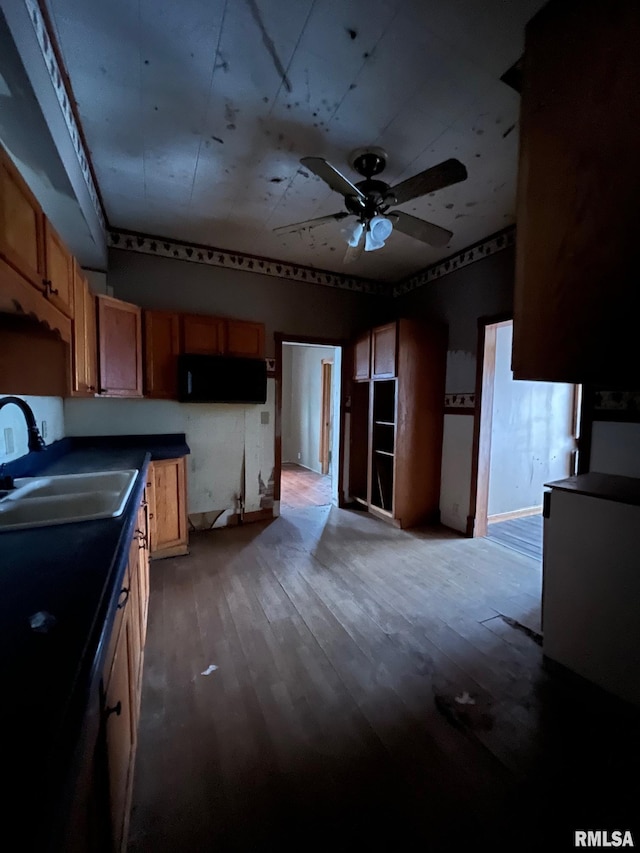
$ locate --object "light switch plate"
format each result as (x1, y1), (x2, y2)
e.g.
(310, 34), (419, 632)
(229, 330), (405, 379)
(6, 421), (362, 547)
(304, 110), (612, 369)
(260, 411), (269, 425)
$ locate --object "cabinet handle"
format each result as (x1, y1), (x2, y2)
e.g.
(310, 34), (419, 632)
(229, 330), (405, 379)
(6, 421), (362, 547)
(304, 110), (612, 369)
(88, 385), (96, 391)
(116, 587), (129, 609)
(43, 279), (59, 296)
(148, 513), (154, 520)
(105, 701), (122, 719)
(98, 388), (107, 394)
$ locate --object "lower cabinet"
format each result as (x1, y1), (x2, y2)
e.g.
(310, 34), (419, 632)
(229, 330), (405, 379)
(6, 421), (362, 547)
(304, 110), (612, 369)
(101, 493), (150, 852)
(146, 457), (189, 560)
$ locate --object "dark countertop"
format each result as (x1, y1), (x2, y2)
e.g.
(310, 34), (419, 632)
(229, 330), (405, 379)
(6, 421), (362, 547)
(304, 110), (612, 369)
(545, 472), (640, 507)
(0, 434), (189, 850)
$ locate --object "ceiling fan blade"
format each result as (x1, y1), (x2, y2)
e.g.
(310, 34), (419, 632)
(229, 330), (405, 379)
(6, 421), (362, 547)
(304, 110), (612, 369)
(343, 226), (366, 264)
(300, 157), (365, 200)
(389, 210), (453, 247)
(389, 158), (467, 205)
(273, 211), (349, 235)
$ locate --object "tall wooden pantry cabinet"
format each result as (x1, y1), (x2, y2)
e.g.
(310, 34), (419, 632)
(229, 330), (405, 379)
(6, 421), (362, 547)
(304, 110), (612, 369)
(348, 319), (446, 529)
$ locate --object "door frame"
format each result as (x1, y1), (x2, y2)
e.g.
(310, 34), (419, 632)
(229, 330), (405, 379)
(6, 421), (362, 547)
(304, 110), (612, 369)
(467, 314), (582, 537)
(467, 314), (512, 537)
(274, 333), (347, 511)
(319, 359), (333, 475)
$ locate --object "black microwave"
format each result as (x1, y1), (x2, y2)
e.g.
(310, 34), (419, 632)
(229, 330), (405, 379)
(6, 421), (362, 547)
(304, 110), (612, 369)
(177, 354), (267, 404)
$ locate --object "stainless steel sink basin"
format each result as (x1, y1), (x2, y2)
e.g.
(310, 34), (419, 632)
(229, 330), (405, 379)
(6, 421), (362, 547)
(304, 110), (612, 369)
(0, 469), (138, 531)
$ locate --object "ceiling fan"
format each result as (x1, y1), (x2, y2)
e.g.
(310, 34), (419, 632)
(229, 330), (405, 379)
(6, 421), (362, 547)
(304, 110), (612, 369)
(273, 147), (468, 262)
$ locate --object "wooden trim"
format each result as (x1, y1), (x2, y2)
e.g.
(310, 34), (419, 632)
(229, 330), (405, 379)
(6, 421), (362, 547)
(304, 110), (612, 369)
(0, 256), (72, 342)
(467, 314), (512, 537)
(274, 332), (347, 509)
(577, 384), (594, 475)
(487, 505), (542, 523)
(149, 543), (189, 560)
(34, 0), (108, 221)
(226, 508), (274, 526)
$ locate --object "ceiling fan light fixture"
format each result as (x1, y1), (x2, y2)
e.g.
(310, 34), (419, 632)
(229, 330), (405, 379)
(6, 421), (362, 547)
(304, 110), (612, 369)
(365, 215), (393, 251)
(342, 220), (364, 247)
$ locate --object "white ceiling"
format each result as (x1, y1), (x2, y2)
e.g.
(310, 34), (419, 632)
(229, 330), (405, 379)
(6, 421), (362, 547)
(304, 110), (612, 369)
(44, 0), (544, 282)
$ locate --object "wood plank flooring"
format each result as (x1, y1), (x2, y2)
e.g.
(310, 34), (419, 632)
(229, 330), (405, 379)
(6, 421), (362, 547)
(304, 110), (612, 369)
(280, 463), (332, 510)
(128, 506), (640, 852)
(488, 513), (543, 562)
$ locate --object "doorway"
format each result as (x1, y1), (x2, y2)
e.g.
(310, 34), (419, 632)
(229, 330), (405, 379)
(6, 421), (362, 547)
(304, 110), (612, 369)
(277, 339), (342, 512)
(469, 319), (579, 561)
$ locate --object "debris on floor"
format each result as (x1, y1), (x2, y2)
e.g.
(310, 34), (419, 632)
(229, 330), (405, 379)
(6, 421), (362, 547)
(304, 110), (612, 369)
(200, 664), (219, 676)
(434, 692), (493, 732)
(498, 614), (543, 646)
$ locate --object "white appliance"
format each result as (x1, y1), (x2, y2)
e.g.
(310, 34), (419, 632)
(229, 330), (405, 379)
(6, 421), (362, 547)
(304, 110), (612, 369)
(542, 475), (640, 708)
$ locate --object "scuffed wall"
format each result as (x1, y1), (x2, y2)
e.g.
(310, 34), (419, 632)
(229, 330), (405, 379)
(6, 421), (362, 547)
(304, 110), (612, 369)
(64, 380), (275, 526)
(396, 247), (515, 532)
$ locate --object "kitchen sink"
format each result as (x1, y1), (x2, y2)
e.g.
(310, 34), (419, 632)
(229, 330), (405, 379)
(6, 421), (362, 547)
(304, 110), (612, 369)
(0, 470), (139, 531)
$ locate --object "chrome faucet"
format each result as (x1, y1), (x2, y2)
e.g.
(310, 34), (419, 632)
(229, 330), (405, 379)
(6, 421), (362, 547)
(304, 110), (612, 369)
(0, 397), (46, 490)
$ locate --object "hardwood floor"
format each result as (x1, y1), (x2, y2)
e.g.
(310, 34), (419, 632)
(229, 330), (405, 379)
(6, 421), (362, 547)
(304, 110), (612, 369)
(280, 462), (332, 510)
(488, 514), (543, 562)
(128, 506), (640, 852)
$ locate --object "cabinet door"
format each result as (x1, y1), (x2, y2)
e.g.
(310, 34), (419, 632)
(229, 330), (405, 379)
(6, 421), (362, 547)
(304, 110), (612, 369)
(103, 612), (134, 853)
(226, 319), (265, 358)
(182, 314), (225, 354)
(71, 265), (98, 395)
(127, 538), (142, 730)
(97, 295), (143, 396)
(144, 310), (181, 398)
(513, 0), (640, 384)
(0, 147), (46, 291)
(353, 332), (371, 381)
(136, 501), (150, 639)
(371, 323), (397, 379)
(148, 457), (189, 559)
(44, 220), (74, 318)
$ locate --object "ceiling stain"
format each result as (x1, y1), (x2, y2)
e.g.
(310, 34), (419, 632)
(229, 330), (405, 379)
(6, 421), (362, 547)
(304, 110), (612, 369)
(211, 136), (224, 144)
(502, 123), (516, 138)
(444, 203), (454, 209)
(245, 0), (292, 93)
(270, 177), (284, 183)
(346, 28), (357, 40)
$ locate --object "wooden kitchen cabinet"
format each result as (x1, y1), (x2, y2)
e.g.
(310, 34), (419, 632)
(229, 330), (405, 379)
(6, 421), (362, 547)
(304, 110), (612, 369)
(353, 332), (371, 381)
(71, 264), (98, 396)
(100, 492), (150, 852)
(371, 322), (397, 379)
(182, 313), (225, 355)
(348, 319), (446, 529)
(103, 605), (135, 853)
(97, 295), (143, 397)
(144, 310), (181, 398)
(226, 318), (265, 358)
(0, 145), (46, 292)
(43, 220), (74, 318)
(146, 457), (189, 559)
(513, 0), (640, 385)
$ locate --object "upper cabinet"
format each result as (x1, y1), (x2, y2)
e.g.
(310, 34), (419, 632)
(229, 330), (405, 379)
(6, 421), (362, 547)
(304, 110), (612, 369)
(97, 295), (143, 397)
(0, 147), (46, 292)
(144, 310), (181, 399)
(371, 322), (397, 379)
(513, 0), (640, 385)
(226, 319), (265, 358)
(43, 221), (74, 318)
(71, 263), (97, 396)
(182, 313), (225, 355)
(353, 332), (371, 381)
